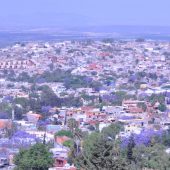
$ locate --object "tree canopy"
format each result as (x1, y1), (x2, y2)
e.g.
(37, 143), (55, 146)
(14, 143), (54, 170)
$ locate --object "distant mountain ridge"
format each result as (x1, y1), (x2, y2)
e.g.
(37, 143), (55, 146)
(0, 25), (170, 47)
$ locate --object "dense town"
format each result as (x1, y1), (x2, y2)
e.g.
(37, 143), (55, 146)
(0, 39), (170, 169)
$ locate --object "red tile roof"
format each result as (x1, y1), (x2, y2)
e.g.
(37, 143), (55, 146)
(55, 136), (71, 145)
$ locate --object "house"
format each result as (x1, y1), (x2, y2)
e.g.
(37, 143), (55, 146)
(26, 111), (42, 123)
(122, 100), (144, 113)
(50, 145), (70, 168)
(0, 119), (12, 130)
(124, 124), (143, 134)
(14, 120), (37, 131)
(46, 125), (62, 134)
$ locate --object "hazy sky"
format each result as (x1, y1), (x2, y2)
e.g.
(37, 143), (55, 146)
(0, 0), (170, 29)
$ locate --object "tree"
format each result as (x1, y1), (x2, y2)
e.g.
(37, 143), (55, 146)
(55, 130), (73, 138)
(40, 86), (61, 107)
(127, 134), (135, 163)
(111, 91), (127, 106)
(5, 122), (17, 138)
(148, 73), (158, 80)
(67, 118), (78, 133)
(0, 102), (12, 118)
(74, 133), (128, 170)
(63, 140), (74, 148)
(91, 81), (102, 92)
(17, 72), (32, 82)
(148, 94), (165, 106)
(132, 144), (170, 170)
(101, 122), (124, 140)
(14, 143), (54, 170)
(137, 102), (147, 112)
(162, 130), (170, 147)
(14, 105), (24, 120)
(158, 103), (167, 112)
(67, 118), (84, 153)
(14, 97), (30, 111)
(48, 63), (54, 71)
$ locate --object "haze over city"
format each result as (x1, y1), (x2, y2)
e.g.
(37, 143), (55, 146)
(0, 1), (170, 170)
(0, 0), (170, 29)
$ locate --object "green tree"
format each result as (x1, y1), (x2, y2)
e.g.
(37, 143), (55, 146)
(101, 122), (124, 140)
(148, 94), (165, 106)
(162, 130), (170, 147)
(74, 133), (128, 170)
(17, 72), (32, 82)
(158, 103), (167, 112)
(55, 130), (73, 138)
(127, 134), (135, 163)
(29, 98), (42, 113)
(40, 86), (60, 107)
(63, 140), (74, 148)
(0, 102), (12, 118)
(67, 118), (78, 133)
(14, 106), (24, 120)
(137, 102), (147, 112)
(111, 91), (127, 106)
(132, 144), (170, 170)
(14, 97), (30, 111)
(14, 143), (54, 170)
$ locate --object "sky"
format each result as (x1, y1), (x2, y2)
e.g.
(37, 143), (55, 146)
(0, 0), (170, 29)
